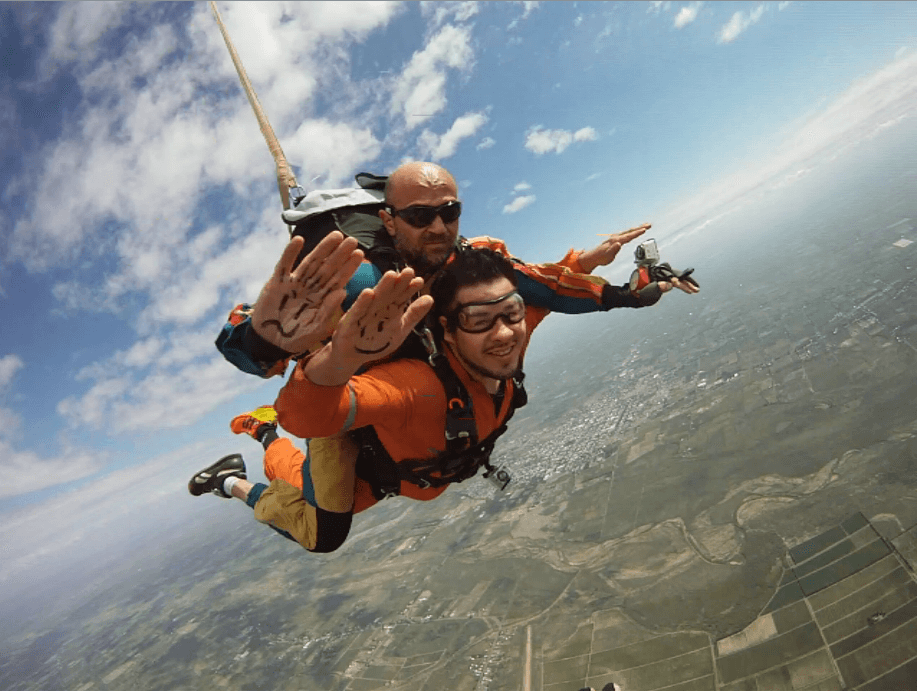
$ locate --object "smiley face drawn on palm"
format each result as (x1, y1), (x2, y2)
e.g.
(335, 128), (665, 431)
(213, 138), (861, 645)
(352, 293), (413, 354)
(334, 268), (432, 364)
(252, 233), (364, 354)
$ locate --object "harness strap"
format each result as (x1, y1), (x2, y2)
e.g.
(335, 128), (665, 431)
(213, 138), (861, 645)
(353, 371), (526, 500)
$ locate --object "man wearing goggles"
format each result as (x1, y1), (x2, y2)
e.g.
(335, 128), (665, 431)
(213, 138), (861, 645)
(202, 161), (698, 554)
(194, 245), (546, 554)
(218, 160), (697, 371)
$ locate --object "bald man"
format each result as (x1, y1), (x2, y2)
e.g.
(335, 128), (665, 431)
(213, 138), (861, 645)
(380, 161), (463, 276)
(200, 163), (697, 554)
(217, 161), (697, 377)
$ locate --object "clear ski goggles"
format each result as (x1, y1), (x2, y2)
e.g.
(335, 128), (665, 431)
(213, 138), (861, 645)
(387, 200), (462, 228)
(448, 290), (526, 333)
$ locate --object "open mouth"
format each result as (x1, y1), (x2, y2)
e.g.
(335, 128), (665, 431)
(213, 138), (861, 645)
(487, 343), (516, 357)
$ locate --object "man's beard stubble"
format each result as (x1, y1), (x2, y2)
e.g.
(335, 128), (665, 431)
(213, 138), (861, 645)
(393, 233), (455, 278)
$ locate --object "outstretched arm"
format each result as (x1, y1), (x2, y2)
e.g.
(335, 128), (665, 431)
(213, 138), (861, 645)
(578, 223), (651, 274)
(305, 268), (433, 387)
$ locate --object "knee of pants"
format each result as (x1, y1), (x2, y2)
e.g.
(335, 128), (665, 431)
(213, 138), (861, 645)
(309, 507), (353, 553)
(263, 437), (305, 488)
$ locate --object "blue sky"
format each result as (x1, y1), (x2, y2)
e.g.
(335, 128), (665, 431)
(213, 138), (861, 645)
(0, 1), (916, 592)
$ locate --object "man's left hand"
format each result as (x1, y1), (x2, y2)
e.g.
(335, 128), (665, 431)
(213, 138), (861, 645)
(658, 277), (700, 295)
(579, 223), (651, 274)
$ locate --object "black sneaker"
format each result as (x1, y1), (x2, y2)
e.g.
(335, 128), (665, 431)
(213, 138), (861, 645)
(188, 453), (247, 498)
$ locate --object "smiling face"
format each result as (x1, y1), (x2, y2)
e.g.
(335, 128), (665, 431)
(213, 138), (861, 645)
(380, 162), (460, 277)
(441, 277), (527, 391)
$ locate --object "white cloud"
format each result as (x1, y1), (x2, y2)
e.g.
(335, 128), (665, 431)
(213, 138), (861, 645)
(0, 354), (24, 389)
(519, 1), (539, 18)
(574, 15), (583, 27)
(574, 126), (598, 142)
(392, 24), (474, 129)
(778, 1), (792, 9)
(0, 439), (105, 500)
(508, 1), (540, 29)
(674, 2), (703, 29)
(6, 2), (421, 447)
(648, 1), (671, 14)
(525, 125), (598, 154)
(0, 436), (239, 591)
(477, 136), (496, 150)
(422, 1), (480, 27)
(717, 4), (766, 44)
(503, 195), (536, 214)
(286, 119), (383, 188)
(11, 2), (401, 274)
(417, 111), (488, 160)
(40, 1), (133, 70)
(526, 127), (572, 154)
(58, 352), (264, 434)
(514, 182), (532, 192)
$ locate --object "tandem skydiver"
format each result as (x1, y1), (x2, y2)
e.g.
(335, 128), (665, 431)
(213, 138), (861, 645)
(193, 243), (566, 549)
(190, 162), (699, 552)
(215, 161), (699, 378)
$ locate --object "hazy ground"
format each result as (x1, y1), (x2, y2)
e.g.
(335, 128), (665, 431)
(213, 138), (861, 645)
(3, 117), (917, 691)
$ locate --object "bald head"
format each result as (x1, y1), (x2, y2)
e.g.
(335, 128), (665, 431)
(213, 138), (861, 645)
(385, 162), (457, 206)
(379, 161), (461, 277)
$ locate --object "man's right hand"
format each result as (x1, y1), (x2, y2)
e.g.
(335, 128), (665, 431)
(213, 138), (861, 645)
(306, 268), (434, 387)
(251, 232), (365, 354)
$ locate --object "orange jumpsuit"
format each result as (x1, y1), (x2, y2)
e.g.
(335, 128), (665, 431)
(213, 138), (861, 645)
(248, 309), (545, 552)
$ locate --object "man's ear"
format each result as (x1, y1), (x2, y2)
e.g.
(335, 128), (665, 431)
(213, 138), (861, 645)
(379, 208), (396, 238)
(439, 315), (455, 347)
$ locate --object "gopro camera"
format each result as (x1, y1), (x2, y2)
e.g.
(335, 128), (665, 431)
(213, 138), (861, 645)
(634, 238), (660, 266)
(484, 466), (511, 491)
(629, 238), (698, 295)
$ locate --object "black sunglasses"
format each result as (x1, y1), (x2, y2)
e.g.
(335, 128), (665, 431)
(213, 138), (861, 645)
(386, 200), (462, 228)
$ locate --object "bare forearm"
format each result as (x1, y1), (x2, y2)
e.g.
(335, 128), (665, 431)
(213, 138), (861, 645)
(576, 248), (600, 274)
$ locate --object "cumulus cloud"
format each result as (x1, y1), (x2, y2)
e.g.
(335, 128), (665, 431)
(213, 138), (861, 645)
(0, 354), (23, 389)
(503, 195), (536, 214)
(417, 111), (488, 160)
(40, 2), (133, 71)
(525, 125), (598, 154)
(392, 24), (474, 129)
(674, 2), (703, 29)
(286, 119), (383, 187)
(6, 2), (418, 450)
(513, 182), (532, 192)
(717, 4), (766, 44)
(477, 136), (495, 150)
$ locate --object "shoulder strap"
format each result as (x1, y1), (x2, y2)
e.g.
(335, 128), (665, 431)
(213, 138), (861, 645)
(429, 351), (478, 452)
(353, 366), (528, 500)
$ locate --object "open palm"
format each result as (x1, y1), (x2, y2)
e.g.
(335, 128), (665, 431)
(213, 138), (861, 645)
(332, 268), (434, 365)
(251, 232), (365, 354)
